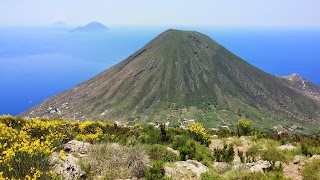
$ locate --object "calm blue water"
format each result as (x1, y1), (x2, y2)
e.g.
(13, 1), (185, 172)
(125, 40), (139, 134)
(0, 27), (319, 115)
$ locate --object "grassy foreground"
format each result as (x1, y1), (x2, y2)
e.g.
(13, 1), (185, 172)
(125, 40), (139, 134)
(0, 115), (320, 179)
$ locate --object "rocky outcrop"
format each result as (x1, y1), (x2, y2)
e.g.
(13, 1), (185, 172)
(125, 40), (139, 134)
(279, 73), (320, 101)
(165, 160), (208, 179)
(176, 160), (208, 177)
(50, 152), (86, 180)
(249, 160), (272, 173)
(50, 140), (94, 179)
(63, 140), (93, 156)
(233, 160), (271, 173)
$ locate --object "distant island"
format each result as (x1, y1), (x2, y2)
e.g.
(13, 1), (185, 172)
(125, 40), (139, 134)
(71, 21), (108, 32)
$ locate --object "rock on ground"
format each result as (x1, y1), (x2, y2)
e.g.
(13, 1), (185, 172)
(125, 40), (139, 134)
(165, 160), (208, 179)
(213, 162), (230, 173)
(50, 152), (86, 180)
(63, 140), (93, 156)
(293, 155), (301, 164)
(306, 155), (320, 163)
(249, 160), (272, 173)
(232, 160), (271, 174)
(276, 144), (297, 151)
(167, 147), (180, 156)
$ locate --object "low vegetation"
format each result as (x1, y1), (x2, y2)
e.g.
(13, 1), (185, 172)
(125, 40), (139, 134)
(0, 115), (320, 179)
(302, 159), (320, 180)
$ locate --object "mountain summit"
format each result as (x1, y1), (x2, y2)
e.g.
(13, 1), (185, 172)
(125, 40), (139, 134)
(21, 30), (320, 132)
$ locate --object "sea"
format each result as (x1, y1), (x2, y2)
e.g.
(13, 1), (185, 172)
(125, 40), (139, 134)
(0, 26), (319, 115)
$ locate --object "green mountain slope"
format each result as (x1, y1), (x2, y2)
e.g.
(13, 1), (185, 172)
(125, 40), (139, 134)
(20, 29), (320, 133)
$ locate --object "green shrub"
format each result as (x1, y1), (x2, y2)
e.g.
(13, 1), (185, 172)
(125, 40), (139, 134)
(221, 169), (286, 180)
(246, 145), (260, 163)
(194, 143), (213, 167)
(179, 140), (197, 161)
(172, 134), (189, 150)
(175, 138), (213, 165)
(260, 147), (285, 164)
(302, 159), (320, 180)
(140, 125), (161, 144)
(235, 171), (265, 180)
(201, 170), (218, 180)
(145, 145), (178, 162)
(213, 144), (234, 163)
(145, 161), (165, 180)
(301, 143), (313, 157)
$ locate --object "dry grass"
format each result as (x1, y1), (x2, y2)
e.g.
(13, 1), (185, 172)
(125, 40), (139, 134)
(81, 143), (149, 179)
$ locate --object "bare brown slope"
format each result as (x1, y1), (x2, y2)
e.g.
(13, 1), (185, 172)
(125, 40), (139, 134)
(20, 30), (320, 126)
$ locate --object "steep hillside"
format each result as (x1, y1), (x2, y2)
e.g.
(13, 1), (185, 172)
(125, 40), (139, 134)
(278, 73), (320, 101)
(20, 29), (320, 132)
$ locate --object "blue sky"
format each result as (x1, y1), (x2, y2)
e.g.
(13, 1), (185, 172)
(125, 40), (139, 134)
(1, 0), (320, 27)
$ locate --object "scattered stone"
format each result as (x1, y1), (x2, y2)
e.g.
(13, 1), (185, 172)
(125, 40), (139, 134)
(227, 137), (234, 141)
(274, 161), (282, 168)
(50, 152), (86, 180)
(232, 160), (271, 173)
(226, 137), (235, 145)
(175, 160), (208, 177)
(63, 140), (92, 155)
(213, 162), (230, 173)
(306, 155), (320, 163)
(211, 135), (218, 139)
(249, 160), (272, 173)
(283, 162), (302, 180)
(293, 156), (301, 164)
(277, 144), (297, 151)
(166, 147), (180, 156)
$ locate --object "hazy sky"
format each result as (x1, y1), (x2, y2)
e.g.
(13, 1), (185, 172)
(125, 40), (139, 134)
(1, 0), (320, 27)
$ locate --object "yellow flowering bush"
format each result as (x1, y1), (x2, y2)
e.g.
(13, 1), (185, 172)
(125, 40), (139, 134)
(0, 115), (130, 179)
(188, 122), (211, 146)
(236, 118), (253, 136)
(0, 119), (56, 179)
(75, 127), (104, 143)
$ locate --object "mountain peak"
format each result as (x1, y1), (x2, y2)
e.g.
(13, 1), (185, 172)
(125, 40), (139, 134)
(21, 29), (320, 132)
(287, 73), (303, 81)
(279, 73), (320, 99)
